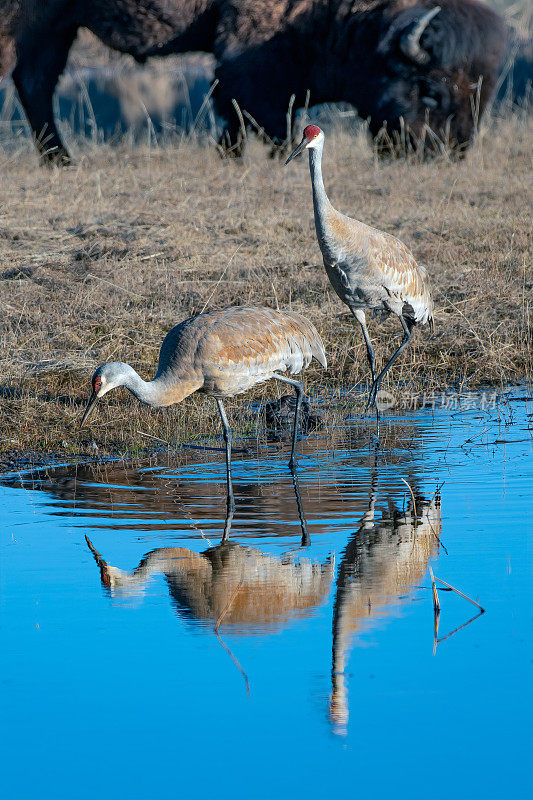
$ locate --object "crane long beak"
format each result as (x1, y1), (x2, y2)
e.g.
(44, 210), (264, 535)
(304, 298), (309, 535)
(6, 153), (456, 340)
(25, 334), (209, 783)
(80, 390), (98, 428)
(284, 137), (307, 165)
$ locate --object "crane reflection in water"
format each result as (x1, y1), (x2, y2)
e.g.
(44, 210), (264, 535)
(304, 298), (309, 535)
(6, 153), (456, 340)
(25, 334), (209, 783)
(330, 482), (441, 735)
(3, 427), (450, 734)
(84, 473), (334, 636)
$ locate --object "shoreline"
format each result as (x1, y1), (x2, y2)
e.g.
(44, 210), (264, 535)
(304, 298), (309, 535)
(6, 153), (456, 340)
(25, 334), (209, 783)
(1, 383), (529, 476)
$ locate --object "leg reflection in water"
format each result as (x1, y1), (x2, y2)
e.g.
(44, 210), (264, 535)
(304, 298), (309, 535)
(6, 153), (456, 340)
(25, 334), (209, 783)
(213, 468), (309, 548)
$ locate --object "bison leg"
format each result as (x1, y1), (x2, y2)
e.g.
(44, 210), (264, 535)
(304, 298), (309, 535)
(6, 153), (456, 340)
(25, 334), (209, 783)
(214, 44), (303, 159)
(12, 25), (77, 166)
(217, 110), (246, 158)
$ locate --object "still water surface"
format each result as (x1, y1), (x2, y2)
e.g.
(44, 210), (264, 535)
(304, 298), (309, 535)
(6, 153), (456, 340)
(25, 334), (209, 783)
(1, 394), (532, 799)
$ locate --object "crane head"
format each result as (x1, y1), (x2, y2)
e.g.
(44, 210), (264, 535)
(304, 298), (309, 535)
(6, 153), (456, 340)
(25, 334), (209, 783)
(80, 363), (127, 427)
(80, 372), (104, 428)
(285, 125), (324, 165)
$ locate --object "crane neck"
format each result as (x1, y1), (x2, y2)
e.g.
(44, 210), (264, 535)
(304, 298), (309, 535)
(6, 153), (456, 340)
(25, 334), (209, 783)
(122, 367), (168, 408)
(308, 143), (332, 239)
(101, 361), (200, 409)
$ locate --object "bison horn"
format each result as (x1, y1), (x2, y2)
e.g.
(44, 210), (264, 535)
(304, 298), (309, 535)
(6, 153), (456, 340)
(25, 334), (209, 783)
(400, 6), (441, 65)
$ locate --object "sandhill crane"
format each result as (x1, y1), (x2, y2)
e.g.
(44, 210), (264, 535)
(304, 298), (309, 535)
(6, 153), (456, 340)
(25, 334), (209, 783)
(285, 125), (433, 415)
(80, 306), (326, 509)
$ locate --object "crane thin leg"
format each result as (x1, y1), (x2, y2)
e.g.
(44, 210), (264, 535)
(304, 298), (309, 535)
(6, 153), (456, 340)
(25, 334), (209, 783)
(351, 308), (376, 384)
(272, 374), (304, 469)
(216, 398), (235, 512)
(366, 316), (414, 412)
(221, 504), (235, 544)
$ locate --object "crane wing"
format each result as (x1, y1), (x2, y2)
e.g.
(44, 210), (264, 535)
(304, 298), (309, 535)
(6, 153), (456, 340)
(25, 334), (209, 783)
(154, 307), (326, 399)
(197, 307), (326, 374)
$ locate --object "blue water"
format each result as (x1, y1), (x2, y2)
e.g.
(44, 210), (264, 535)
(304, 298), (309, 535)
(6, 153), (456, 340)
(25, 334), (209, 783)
(1, 393), (532, 799)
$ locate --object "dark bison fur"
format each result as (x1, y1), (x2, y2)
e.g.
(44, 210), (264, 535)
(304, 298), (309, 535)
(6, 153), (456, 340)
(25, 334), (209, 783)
(0, 0), (216, 163)
(0, 0), (508, 163)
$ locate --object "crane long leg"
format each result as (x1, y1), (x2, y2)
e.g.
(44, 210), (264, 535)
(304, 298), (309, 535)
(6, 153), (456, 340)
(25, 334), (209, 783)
(221, 504), (235, 544)
(272, 374), (304, 469)
(366, 316), (414, 412)
(351, 308), (376, 384)
(216, 398), (235, 512)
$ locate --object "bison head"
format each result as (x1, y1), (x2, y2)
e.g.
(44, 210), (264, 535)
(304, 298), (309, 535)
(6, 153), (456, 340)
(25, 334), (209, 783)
(351, 1), (508, 155)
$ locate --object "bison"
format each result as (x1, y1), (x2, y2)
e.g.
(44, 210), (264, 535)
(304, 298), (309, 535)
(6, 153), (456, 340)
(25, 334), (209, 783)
(0, 0), (508, 163)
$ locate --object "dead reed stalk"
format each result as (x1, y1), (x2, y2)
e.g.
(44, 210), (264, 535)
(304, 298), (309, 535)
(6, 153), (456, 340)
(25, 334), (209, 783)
(433, 576), (485, 612)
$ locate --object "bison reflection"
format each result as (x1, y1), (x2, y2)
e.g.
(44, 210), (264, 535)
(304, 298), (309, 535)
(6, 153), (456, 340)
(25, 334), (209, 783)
(330, 489), (441, 735)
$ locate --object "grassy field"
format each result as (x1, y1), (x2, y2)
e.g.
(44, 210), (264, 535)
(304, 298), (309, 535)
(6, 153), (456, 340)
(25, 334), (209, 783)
(0, 107), (531, 466)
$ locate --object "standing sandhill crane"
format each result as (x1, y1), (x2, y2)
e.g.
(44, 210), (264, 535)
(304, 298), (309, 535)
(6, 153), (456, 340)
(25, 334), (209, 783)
(285, 125), (433, 415)
(80, 306), (327, 509)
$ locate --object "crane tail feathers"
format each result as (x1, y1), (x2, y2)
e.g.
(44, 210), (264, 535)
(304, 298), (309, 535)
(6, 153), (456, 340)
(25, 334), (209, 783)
(283, 310), (327, 372)
(312, 348), (327, 370)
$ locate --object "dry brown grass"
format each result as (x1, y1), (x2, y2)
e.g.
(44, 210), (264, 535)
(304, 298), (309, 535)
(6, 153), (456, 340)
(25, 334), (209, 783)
(0, 108), (531, 463)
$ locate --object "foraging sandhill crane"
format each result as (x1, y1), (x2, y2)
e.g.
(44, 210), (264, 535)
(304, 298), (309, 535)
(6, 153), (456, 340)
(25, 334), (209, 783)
(285, 125), (433, 414)
(80, 306), (326, 508)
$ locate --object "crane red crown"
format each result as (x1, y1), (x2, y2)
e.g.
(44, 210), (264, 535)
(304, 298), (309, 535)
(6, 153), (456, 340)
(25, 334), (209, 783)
(93, 376), (102, 392)
(303, 124), (321, 140)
